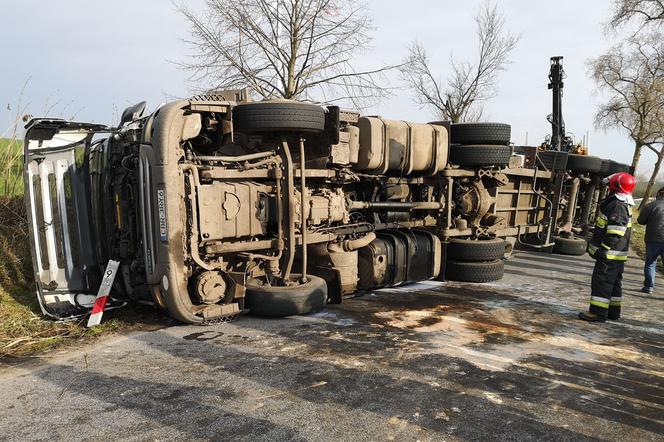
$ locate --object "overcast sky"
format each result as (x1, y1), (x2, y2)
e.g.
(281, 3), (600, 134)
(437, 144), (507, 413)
(0, 0), (659, 175)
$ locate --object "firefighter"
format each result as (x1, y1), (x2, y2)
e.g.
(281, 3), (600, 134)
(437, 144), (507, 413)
(579, 172), (636, 322)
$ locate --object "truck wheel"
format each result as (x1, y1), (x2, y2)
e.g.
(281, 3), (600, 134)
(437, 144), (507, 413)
(449, 144), (512, 167)
(445, 260), (505, 283)
(245, 274), (328, 317)
(567, 154), (602, 173)
(607, 160), (631, 175)
(447, 238), (507, 261)
(233, 101), (326, 134)
(599, 159), (612, 176)
(450, 122), (511, 145)
(552, 236), (587, 256)
(537, 151), (569, 171)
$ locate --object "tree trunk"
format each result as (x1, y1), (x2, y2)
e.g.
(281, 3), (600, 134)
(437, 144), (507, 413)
(639, 147), (664, 210)
(632, 142), (643, 171)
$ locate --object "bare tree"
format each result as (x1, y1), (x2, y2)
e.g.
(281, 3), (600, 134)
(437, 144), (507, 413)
(177, 0), (396, 108)
(607, 0), (664, 30)
(637, 86), (664, 208)
(399, 2), (519, 122)
(600, 1), (664, 208)
(589, 33), (664, 176)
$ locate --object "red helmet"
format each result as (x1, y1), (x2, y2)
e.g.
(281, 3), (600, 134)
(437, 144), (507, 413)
(608, 172), (636, 195)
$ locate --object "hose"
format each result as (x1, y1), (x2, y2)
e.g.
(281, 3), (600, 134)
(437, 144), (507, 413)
(299, 138), (308, 283)
(327, 232), (376, 253)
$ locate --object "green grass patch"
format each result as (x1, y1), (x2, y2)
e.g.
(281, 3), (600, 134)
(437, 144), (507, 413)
(0, 138), (24, 198)
(0, 280), (167, 361)
(0, 284), (125, 358)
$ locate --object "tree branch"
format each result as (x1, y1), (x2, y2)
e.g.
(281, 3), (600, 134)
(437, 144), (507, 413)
(176, 0), (395, 108)
(399, 1), (519, 122)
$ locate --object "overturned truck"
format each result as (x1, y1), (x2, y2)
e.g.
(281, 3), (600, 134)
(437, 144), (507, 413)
(23, 96), (626, 323)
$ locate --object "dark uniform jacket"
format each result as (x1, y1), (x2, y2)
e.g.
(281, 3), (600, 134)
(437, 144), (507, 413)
(588, 194), (633, 261)
(637, 199), (664, 243)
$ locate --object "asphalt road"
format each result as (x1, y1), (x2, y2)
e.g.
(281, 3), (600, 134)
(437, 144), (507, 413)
(0, 250), (662, 441)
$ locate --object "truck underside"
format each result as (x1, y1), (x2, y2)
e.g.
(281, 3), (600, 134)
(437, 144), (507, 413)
(23, 96), (629, 324)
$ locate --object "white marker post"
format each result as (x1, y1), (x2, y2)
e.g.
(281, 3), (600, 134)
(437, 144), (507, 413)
(86, 260), (120, 328)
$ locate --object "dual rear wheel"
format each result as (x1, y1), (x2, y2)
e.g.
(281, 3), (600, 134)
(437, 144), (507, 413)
(449, 123), (512, 168)
(445, 238), (507, 283)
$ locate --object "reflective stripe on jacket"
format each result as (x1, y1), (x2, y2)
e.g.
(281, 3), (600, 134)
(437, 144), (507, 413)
(589, 194), (633, 261)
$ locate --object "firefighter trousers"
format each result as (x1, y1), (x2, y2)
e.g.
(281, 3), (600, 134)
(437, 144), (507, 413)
(589, 258), (624, 319)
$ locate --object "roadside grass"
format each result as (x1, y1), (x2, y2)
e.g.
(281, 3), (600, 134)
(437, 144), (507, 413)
(0, 137), (23, 197)
(0, 283), (167, 362)
(0, 138), (167, 362)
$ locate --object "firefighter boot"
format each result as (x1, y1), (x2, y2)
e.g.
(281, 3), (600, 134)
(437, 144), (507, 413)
(579, 304), (609, 322)
(608, 305), (621, 321)
(578, 310), (606, 322)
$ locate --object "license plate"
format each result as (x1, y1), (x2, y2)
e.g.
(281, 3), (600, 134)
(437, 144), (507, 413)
(157, 187), (168, 242)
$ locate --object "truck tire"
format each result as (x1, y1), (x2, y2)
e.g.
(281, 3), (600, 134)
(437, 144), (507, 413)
(233, 101), (326, 133)
(537, 151), (569, 171)
(552, 236), (587, 256)
(449, 144), (512, 167)
(447, 238), (507, 262)
(245, 274), (328, 317)
(607, 160), (631, 175)
(567, 154), (602, 173)
(450, 122), (511, 145)
(445, 259), (505, 283)
(599, 159), (612, 176)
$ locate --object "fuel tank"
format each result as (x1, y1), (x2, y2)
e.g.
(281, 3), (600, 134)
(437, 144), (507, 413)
(355, 117), (448, 176)
(357, 229), (441, 289)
